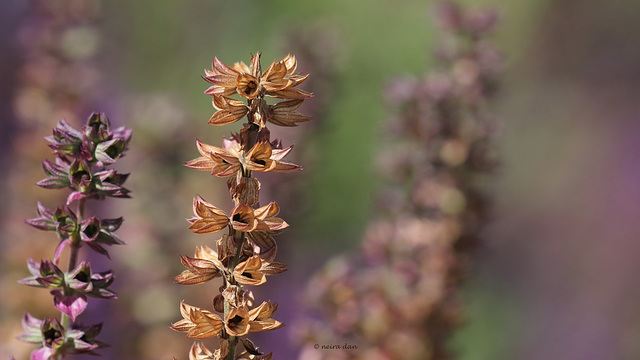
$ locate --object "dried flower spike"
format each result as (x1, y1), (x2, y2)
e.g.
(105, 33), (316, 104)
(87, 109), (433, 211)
(173, 52), (312, 360)
(19, 113), (131, 359)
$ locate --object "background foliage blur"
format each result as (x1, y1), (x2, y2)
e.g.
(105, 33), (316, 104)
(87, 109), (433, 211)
(1, 0), (640, 359)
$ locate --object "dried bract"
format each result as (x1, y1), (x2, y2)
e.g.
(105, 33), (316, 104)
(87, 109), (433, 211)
(174, 52), (312, 359)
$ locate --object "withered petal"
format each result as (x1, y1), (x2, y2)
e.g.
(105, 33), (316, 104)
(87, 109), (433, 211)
(173, 302), (223, 339)
(193, 195), (227, 219)
(249, 319), (284, 332)
(228, 175), (261, 206)
(179, 301), (193, 319)
(188, 219), (229, 234)
(185, 157), (216, 171)
(247, 231), (278, 263)
(213, 57), (240, 77)
(245, 159), (277, 173)
(213, 151), (241, 166)
(212, 95), (246, 110)
(208, 108), (247, 126)
(269, 109), (312, 127)
(209, 95), (249, 126)
(231, 221), (258, 233)
(221, 285), (246, 308)
(203, 83), (236, 97)
(254, 202), (280, 219)
(189, 342), (215, 360)
(289, 73), (310, 86)
(259, 218), (288, 232)
(271, 161), (302, 172)
(233, 61), (251, 74)
(234, 256), (267, 286)
(270, 146), (293, 161)
(195, 140), (226, 159)
(170, 319), (193, 332)
(261, 62), (289, 92)
(249, 53), (261, 77)
(270, 99), (311, 125)
(188, 196), (229, 234)
(194, 245), (220, 262)
(217, 235), (238, 263)
(186, 324), (221, 339)
(181, 255), (222, 273)
(239, 337), (263, 356)
(270, 87), (313, 100)
(259, 262), (288, 275)
(234, 273), (266, 286)
(283, 54), (297, 73)
(174, 269), (219, 285)
(246, 141), (273, 161)
(211, 161), (240, 178)
(250, 301), (279, 321)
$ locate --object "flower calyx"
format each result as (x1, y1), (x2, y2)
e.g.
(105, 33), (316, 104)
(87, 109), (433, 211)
(46, 113), (131, 166)
(186, 136), (300, 178)
(26, 203), (125, 262)
(224, 300), (284, 337)
(19, 260), (116, 321)
(18, 313), (105, 357)
(38, 113), (131, 203)
(175, 245), (225, 285)
(233, 255), (287, 286)
(187, 196), (288, 235)
(171, 302), (223, 340)
(204, 53), (311, 101)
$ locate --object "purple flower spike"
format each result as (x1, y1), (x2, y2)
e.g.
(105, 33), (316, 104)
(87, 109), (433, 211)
(22, 109), (131, 357)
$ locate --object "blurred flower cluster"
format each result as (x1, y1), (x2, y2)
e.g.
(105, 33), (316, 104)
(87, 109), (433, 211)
(18, 113), (131, 359)
(298, 1), (503, 359)
(172, 53), (312, 360)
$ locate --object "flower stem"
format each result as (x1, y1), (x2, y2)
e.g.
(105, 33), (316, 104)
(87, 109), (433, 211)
(225, 118), (257, 360)
(69, 198), (86, 271)
(224, 229), (245, 360)
(68, 197), (86, 272)
(227, 338), (237, 360)
(58, 198), (86, 358)
(231, 230), (245, 280)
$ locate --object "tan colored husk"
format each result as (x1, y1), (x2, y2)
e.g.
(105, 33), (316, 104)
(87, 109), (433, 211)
(175, 52), (312, 360)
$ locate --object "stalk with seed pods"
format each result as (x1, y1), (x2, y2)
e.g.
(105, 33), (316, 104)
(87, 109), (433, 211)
(171, 52), (312, 360)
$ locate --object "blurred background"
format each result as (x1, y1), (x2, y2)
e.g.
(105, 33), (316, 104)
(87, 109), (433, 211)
(1, 0), (640, 359)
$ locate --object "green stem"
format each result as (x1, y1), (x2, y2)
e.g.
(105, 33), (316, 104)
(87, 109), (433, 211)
(68, 197), (86, 271)
(57, 198), (86, 360)
(227, 337), (237, 360)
